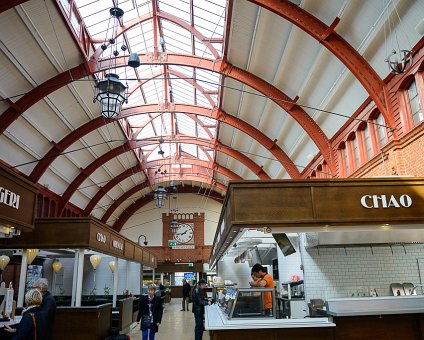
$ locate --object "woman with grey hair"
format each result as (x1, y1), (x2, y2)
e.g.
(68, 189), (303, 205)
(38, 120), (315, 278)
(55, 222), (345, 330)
(4, 288), (46, 339)
(137, 284), (163, 340)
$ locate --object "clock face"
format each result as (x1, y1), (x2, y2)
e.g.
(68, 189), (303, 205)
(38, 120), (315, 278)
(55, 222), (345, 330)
(174, 223), (194, 244)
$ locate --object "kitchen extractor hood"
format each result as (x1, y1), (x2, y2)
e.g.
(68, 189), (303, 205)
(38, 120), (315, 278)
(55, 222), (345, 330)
(305, 229), (424, 248)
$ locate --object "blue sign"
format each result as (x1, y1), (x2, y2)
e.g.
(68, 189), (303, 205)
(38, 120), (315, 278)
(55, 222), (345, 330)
(184, 272), (195, 279)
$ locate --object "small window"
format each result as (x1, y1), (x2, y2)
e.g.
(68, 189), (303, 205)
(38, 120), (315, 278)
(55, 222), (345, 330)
(363, 125), (372, 159)
(342, 147), (350, 176)
(352, 137), (360, 169)
(407, 81), (424, 126)
(70, 8), (81, 37)
(59, 0), (70, 13)
(375, 114), (387, 147)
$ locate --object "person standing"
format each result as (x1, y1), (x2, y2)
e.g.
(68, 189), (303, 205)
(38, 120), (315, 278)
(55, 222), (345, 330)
(137, 284), (163, 340)
(4, 289), (46, 339)
(249, 263), (275, 315)
(181, 279), (191, 311)
(192, 279), (211, 340)
(32, 278), (56, 340)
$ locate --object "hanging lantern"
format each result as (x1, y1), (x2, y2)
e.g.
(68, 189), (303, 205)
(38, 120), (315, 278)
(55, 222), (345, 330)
(153, 186), (167, 208)
(90, 255), (102, 270)
(93, 74), (127, 119)
(170, 219), (179, 234)
(27, 249), (39, 265)
(0, 255), (10, 282)
(0, 255), (10, 271)
(386, 50), (412, 74)
(109, 261), (116, 273)
(52, 260), (62, 273)
(90, 254), (102, 284)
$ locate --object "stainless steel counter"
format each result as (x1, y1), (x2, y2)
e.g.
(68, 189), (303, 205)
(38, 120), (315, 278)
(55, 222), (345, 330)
(205, 303), (335, 330)
(326, 295), (424, 316)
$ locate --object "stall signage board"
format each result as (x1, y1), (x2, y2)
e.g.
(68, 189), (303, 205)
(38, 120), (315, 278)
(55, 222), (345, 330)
(0, 165), (38, 231)
(168, 240), (177, 247)
(110, 235), (125, 256)
(172, 244), (195, 249)
(230, 179), (424, 226)
(89, 224), (110, 253)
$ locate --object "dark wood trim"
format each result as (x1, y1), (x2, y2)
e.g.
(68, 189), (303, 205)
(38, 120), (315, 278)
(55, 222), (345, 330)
(210, 178), (424, 265)
(0, 217), (156, 267)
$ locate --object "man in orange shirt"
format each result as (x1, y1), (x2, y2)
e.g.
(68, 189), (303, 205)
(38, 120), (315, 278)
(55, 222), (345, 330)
(250, 263), (275, 316)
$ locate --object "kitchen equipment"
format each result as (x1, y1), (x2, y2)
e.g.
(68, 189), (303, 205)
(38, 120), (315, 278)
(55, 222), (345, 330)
(403, 282), (416, 295)
(390, 283), (405, 296)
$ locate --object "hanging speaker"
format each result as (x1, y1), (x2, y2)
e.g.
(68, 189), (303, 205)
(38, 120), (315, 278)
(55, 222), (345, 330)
(128, 53), (141, 68)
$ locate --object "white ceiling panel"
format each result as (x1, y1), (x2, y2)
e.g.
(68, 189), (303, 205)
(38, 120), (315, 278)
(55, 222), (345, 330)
(0, 134), (37, 175)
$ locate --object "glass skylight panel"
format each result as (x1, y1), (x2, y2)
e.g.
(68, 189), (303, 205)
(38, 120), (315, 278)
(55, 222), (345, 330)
(173, 91), (194, 105)
(180, 143), (198, 158)
(175, 112), (195, 135)
(127, 112), (151, 127)
(197, 125), (211, 139)
(159, 0), (191, 23)
(197, 115), (215, 125)
(142, 81), (163, 103)
(195, 95), (209, 107)
(137, 121), (155, 139)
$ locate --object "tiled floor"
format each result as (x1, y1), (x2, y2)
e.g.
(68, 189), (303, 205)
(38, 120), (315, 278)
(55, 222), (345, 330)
(128, 298), (210, 340)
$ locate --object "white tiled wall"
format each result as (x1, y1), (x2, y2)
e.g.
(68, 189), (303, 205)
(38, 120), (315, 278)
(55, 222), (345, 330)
(302, 241), (424, 301)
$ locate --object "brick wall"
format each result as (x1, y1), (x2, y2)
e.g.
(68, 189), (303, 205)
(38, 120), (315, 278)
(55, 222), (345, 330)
(353, 123), (424, 178)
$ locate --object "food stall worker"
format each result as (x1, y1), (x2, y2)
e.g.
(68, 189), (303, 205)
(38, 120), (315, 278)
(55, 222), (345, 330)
(249, 263), (275, 315)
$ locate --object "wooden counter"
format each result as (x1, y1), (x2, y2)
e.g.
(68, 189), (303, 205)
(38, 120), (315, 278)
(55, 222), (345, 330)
(205, 304), (335, 340)
(326, 296), (424, 339)
(53, 303), (112, 340)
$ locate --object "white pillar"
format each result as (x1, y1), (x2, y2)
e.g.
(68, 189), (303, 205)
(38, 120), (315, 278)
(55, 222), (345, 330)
(75, 249), (85, 307)
(112, 257), (119, 307)
(71, 250), (79, 306)
(152, 268), (155, 283)
(140, 264), (144, 295)
(125, 261), (130, 292)
(17, 250), (28, 307)
(160, 273), (164, 284)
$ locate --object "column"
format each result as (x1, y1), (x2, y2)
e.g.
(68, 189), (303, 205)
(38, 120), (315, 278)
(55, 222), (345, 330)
(17, 249), (28, 307)
(71, 251), (79, 306)
(125, 260), (130, 292)
(140, 264), (144, 295)
(75, 249), (85, 307)
(152, 268), (155, 284)
(112, 257), (119, 307)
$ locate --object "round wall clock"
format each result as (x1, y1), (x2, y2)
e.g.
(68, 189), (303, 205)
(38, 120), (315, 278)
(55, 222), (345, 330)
(174, 223), (194, 244)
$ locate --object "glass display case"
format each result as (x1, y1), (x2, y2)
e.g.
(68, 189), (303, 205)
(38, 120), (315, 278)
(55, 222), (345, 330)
(217, 288), (276, 320)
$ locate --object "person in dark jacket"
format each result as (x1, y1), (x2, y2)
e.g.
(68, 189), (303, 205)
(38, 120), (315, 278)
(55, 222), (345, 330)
(4, 289), (46, 340)
(137, 284), (163, 340)
(192, 279), (211, 340)
(181, 279), (191, 311)
(32, 278), (56, 340)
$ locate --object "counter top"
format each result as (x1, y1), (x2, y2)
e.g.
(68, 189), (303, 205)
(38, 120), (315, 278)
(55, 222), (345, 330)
(205, 304), (335, 330)
(326, 295), (424, 316)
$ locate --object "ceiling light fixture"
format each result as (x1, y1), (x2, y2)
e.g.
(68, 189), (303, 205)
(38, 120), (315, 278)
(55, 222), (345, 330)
(153, 186), (167, 208)
(383, 1), (412, 74)
(93, 3), (128, 118)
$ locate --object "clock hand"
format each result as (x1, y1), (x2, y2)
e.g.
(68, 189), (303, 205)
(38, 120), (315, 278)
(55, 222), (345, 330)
(176, 230), (188, 236)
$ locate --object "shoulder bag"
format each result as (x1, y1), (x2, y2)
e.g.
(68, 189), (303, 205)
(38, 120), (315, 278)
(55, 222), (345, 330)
(30, 313), (37, 340)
